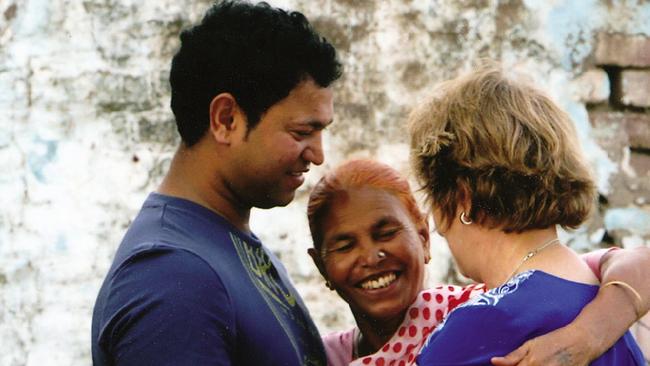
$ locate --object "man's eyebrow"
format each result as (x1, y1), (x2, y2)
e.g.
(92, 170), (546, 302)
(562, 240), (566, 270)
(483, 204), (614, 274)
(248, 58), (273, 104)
(299, 119), (333, 130)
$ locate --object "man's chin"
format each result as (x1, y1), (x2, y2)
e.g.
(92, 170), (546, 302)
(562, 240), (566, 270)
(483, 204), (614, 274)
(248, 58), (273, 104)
(253, 192), (296, 209)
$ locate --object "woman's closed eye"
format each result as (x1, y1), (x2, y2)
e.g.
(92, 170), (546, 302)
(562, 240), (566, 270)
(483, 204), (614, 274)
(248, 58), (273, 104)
(374, 227), (401, 241)
(328, 240), (355, 253)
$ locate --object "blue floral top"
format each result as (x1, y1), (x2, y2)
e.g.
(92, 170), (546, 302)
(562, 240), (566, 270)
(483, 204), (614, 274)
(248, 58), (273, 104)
(417, 270), (645, 366)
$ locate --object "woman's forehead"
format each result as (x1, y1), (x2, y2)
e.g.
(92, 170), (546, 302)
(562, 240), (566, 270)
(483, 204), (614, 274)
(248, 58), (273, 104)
(321, 188), (412, 236)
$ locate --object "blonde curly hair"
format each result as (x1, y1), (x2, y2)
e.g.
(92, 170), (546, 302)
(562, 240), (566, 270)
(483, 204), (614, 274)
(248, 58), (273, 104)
(408, 63), (596, 233)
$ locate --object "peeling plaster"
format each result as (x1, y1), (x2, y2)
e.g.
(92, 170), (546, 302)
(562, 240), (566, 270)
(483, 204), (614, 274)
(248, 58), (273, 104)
(546, 0), (603, 70)
(604, 208), (650, 236)
(2, 1), (650, 364)
(565, 101), (618, 195)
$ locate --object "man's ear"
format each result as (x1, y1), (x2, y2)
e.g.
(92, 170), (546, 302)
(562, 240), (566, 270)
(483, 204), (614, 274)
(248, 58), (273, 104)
(208, 93), (242, 144)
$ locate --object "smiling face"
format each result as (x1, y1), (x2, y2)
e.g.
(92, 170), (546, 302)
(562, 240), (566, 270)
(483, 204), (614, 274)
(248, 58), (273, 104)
(226, 77), (334, 209)
(317, 187), (429, 321)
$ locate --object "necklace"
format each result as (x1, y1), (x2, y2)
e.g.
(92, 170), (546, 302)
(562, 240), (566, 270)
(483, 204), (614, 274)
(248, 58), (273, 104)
(505, 237), (560, 282)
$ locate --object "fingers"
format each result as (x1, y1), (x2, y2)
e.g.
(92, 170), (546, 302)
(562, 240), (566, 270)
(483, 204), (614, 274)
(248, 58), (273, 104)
(491, 344), (529, 366)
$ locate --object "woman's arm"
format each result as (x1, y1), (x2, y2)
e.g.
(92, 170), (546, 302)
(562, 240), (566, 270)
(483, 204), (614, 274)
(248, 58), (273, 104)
(491, 246), (650, 366)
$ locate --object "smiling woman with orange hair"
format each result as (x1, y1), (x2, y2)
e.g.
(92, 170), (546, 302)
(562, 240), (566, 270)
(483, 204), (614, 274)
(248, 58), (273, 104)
(308, 159), (483, 365)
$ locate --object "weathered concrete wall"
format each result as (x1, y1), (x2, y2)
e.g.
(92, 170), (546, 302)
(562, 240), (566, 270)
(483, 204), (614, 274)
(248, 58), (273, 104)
(1, 0), (649, 364)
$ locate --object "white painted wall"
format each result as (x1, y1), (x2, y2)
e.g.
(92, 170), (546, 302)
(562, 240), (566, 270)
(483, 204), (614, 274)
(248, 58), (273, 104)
(1, 1), (649, 364)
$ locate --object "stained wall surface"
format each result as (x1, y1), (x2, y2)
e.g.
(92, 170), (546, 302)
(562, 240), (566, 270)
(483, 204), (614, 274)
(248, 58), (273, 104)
(1, 0), (649, 364)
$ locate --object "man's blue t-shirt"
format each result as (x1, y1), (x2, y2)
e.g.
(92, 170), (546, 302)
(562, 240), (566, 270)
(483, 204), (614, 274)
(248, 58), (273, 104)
(92, 193), (326, 365)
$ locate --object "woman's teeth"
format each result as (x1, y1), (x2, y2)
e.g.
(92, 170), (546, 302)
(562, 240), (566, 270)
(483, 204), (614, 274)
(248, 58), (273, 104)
(360, 272), (397, 290)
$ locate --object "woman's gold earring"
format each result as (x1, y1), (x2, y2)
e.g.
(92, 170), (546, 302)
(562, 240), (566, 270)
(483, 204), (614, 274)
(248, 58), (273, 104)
(460, 212), (473, 225)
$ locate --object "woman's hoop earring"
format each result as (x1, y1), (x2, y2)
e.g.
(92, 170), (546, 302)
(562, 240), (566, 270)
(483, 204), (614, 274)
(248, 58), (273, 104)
(460, 212), (473, 225)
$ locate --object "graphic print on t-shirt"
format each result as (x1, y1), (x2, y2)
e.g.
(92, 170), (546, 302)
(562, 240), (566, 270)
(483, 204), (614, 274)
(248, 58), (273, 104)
(230, 232), (324, 366)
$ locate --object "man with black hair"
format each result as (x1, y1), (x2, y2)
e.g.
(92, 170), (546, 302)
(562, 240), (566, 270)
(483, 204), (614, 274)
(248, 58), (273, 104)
(91, 1), (342, 365)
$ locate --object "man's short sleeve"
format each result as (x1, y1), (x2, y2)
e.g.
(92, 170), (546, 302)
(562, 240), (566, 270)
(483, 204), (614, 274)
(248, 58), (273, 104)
(95, 247), (235, 366)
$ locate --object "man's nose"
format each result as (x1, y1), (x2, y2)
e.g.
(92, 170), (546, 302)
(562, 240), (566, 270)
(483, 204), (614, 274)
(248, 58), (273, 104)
(303, 134), (324, 166)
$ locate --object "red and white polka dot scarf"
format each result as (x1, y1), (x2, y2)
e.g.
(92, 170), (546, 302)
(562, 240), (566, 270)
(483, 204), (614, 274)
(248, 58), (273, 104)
(323, 283), (487, 366)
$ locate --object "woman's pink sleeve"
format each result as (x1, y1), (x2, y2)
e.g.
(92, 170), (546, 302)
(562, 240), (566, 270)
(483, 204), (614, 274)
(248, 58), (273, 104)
(322, 329), (355, 366)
